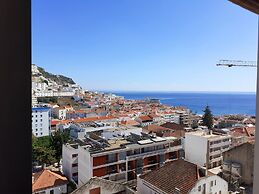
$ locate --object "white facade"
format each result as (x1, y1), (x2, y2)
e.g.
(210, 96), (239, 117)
(137, 174), (228, 194)
(185, 131), (231, 169)
(34, 91), (75, 97)
(62, 144), (79, 185)
(189, 175), (228, 194)
(78, 146), (92, 187)
(32, 184), (67, 194)
(32, 107), (51, 137)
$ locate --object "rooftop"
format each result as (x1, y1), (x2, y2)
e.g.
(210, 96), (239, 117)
(139, 159), (200, 194)
(32, 170), (68, 193)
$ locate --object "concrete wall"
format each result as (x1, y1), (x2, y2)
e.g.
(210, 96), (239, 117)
(223, 143), (254, 185)
(62, 144), (79, 184)
(78, 146), (92, 187)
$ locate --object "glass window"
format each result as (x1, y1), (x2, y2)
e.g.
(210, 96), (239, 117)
(198, 185), (201, 191)
(215, 180), (216, 185)
(210, 181), (213, 187)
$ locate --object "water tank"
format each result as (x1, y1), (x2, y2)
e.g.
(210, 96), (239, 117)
(231, 163), (241, 177)
(222, 161), (231, 172)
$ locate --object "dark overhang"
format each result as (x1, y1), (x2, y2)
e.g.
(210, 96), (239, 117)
(229, 0), (259, 14)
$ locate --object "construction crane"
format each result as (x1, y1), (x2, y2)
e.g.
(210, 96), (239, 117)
(216, 60), (257, 67)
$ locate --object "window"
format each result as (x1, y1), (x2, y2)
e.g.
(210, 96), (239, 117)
(40, 115), (42, 117)
(35, 115), (37, 117)
(35, 124), (37, 127)
(50, 190), (54, 194)
(219, 191), (221, 194)
(72, 172), (78, 176)
(40, 119), (42, 122)
(40, 133), (42, 135)
(35, 129), (38, 131)
(215, 180), (216, 185)
(72, 154), (78, 158)
(35, 120), (38, 122)
(35, 133), (38, 136)
(210, 181), (213, 187)
(198, 185), (201, 191)
(72, 163), (78, 167)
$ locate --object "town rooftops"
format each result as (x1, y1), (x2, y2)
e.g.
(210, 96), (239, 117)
(186, 131), (231, 140)
(139, 159), (200, 194)
(53, 116), (118, 125)
(32, 170), (68, 193)
(78, 133), (180, 154)
(138, 115), (153, 122)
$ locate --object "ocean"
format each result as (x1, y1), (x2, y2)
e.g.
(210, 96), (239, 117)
(110, 92), (256, 116)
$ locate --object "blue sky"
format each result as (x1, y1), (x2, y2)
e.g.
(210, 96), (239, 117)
(32, 0), (258, 92)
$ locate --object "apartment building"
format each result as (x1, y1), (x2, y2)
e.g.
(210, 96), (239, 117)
(185, 131), (231, 169)
(137, 159), (228, 194)
(63, 133), (183, 187)
(32, 107), (51, 137)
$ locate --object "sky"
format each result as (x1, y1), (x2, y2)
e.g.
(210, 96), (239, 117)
(32, 0), (258, 92)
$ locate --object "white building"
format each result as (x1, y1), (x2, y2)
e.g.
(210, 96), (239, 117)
(62, 143), (79, 185)
(137, 159), (228, 194)
(32, 169), (68, 194)
(62, 134), (183, 187)
(185, 131), (232, 169)
(32, 107), (51, 137)
(52, 107), (67, 120)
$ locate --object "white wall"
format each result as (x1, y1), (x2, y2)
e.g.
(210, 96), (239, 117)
(185, 133), (207, 167)
(190, 175), (228, 194)
(78, 146), (92, 187)
(62, 144), (79, 183)
(33, 185), (67, 194)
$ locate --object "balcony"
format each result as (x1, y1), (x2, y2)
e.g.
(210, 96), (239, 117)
(127, 145), (183, 161)
(210, 149), (221, 156)
(210, 156), (223, 163)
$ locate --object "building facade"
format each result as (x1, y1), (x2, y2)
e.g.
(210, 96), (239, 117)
(32, 107), (51, 137)
(62, 135), (183, 187)
(185, 131), (231, 169)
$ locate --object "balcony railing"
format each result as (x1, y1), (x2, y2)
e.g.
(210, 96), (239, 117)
(127, 145), (183, 160)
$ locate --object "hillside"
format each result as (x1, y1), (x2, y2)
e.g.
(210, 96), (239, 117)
(32, 64), (75, 86)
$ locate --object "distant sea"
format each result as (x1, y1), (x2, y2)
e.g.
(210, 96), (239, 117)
(108, 92), (256, 116)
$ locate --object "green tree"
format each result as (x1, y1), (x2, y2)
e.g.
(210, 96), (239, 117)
(32, 135), (56, 166)
(50, 130), (70, 163)
(202, 105), (213, 129)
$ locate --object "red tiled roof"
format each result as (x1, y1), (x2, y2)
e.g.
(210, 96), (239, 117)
(59, 116), (117, 124)
(139, 159), (198, 194)
(32, 170), (68, 192)
(138, 115), (153, 122)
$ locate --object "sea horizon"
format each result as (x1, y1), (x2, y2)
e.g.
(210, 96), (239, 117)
(98, 91), (256, 116)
